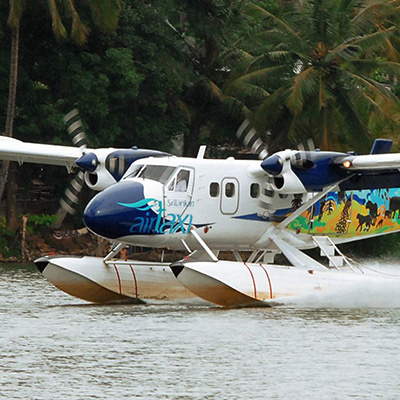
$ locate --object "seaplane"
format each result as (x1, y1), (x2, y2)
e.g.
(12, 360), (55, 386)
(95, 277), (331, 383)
(1, 111), (400, 307)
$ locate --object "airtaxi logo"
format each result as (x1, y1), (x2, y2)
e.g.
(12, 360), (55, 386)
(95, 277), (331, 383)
(118, 198), (193, 234)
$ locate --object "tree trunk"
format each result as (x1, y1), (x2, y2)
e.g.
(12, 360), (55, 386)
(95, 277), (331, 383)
(1, 24), (20, 231)
(5, 24), (19, 138)
(6, 162), (19, 232)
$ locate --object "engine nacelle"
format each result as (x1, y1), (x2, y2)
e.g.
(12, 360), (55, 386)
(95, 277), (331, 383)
(84, 167), (117, 191)
(270, 158), (306, 193)
(261, 149), (349, 193)
(76, 147), (170, 191)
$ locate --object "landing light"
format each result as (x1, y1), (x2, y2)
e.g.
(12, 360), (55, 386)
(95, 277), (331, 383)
(342, 160), (352, 169)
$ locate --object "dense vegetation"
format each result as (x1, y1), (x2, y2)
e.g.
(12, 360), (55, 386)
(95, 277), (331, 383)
(1, 0), (400, 257)
(2, 1), (400, 153)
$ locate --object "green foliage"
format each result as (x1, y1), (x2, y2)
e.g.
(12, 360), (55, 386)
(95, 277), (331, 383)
(25, 214), (58, 234)
(0, 217), (18, 258)
(0, 0), (194, 152)
(225, 0), (400, 152)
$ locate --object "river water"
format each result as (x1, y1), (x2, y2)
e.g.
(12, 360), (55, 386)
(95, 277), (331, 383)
(1, 262), (400, 400)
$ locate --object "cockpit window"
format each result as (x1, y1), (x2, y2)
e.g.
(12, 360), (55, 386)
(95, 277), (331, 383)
(137, 165), (176, 183)
(125, 164), (144, 179)
(168, 169), (191, 192)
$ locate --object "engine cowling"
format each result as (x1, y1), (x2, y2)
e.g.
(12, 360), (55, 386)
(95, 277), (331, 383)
(76, 147), (169, 191)
(261, 149), (349, 193)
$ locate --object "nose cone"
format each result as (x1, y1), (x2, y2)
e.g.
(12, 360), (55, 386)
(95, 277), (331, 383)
(84, 181), (160, 239)
(261, 155), (283, 175)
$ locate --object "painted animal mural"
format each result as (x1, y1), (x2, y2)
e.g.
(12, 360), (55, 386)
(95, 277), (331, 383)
(288, 189), (400, 237)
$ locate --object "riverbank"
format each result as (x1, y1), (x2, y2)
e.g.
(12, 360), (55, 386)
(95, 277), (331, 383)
(0, 226), (190, 264)
(0, 228), (107, 263)
(1, 214), (400, 264)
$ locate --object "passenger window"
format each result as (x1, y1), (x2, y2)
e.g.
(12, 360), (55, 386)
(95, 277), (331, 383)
(210, 182), (220, 197)
(250, 183), (260, 198)
(225, 182), (235, 198)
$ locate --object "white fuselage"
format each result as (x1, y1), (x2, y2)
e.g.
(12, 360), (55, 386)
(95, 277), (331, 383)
(111, 156), (309, 251)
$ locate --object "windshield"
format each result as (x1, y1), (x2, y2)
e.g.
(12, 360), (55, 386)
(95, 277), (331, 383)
(124, 164), (144, 179)
(137, 165), (176, 184)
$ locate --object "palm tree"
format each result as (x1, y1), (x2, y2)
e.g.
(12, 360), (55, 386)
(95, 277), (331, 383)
(166, 0), (249, 156)
(225, 0), (400, 153)
(1, 0), (121, 230)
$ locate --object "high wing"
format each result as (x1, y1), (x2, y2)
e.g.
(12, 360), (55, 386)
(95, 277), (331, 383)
(0, 136), (83, 171)
(0, 135), (170, 191)
(259, 138), (400, 193)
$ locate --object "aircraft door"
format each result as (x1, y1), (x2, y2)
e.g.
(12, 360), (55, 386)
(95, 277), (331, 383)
(221, 178), (239, 215)
(164, 167), (195, 218)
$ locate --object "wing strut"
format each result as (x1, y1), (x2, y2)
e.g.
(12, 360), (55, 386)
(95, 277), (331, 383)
(270, 237), (327, 271)
(189, 228), (219, 262)
(103, 242), (127, 263)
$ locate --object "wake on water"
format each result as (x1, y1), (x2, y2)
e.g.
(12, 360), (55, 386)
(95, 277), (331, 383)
(274, 261), (400, 309)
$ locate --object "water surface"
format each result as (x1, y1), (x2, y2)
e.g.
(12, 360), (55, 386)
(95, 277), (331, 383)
(1, 262), (399, 399)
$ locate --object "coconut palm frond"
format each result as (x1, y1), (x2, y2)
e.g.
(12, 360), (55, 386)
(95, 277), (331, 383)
(335, 86), (371, 150)
(220, 96), (251, 120)
(177, 100), (194, 124)
(340, 69), (394, 100)
(88, 0), (121, 32)
(64, 0), (88, 45)
(324, 43), (361, 63)
(231, 65), (291, 88)
(48, 0), (68, 40)
(360, 92), (400, 124)
(286, 67), (319, 114)
(349, 59), (400, 77)
(385, 38), (400, 63)
(244, 3), (305, 48)
(224, 81), (270, 105)
(252, 86), (291, 132)
(318, 78), (335, 110)
(351, 1), (394, 34)
(347, 27), (396, 54)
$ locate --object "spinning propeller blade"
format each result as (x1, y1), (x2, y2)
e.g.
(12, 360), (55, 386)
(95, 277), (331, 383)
(236, 119), (268, 160)
(53, 110), (88, 228)
(63, 109), (87, 151)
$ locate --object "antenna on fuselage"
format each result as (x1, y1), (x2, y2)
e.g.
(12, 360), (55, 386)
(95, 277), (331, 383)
(197, 145), (206, 159)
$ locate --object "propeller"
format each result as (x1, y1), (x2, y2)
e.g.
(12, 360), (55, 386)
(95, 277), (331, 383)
(236, 119), (314, 193)
(53, 109), (88, 228)
(236, 119), (268, 160)
(236, 118), (344, 195)
(64, 109), (87, 151)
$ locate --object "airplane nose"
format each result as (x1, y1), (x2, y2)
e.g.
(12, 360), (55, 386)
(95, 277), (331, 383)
(84, 181), (159, 239)
(261, 154), (283, 175)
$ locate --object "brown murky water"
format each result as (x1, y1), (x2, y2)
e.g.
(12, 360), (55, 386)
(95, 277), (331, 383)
(1, 262), (400, 399)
